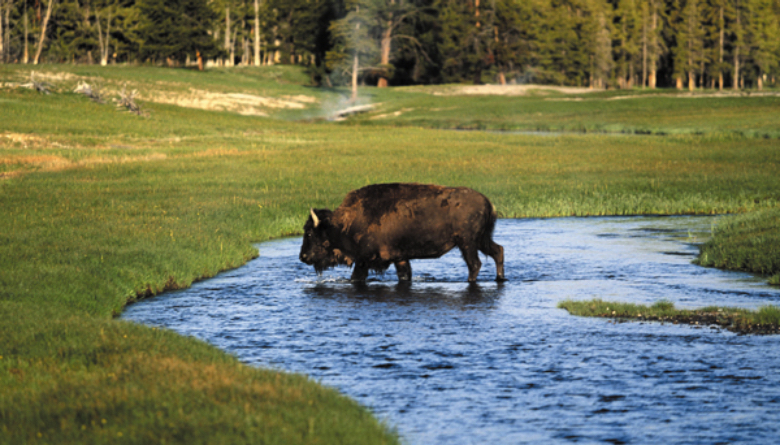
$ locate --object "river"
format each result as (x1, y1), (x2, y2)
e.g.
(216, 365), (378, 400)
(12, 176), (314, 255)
(122, 216), (780, 444)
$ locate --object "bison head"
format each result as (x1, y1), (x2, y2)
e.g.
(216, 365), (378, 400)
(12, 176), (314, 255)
(299, 208), (352, 273)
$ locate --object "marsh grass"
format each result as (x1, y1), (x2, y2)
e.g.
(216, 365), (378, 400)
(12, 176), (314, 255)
(695, 208), (780, 284)
(2, 64), (780, 442)
(558, 299), (780, 334)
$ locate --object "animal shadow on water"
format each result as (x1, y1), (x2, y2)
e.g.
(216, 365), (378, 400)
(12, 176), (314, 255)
(303, 281), (505, 310)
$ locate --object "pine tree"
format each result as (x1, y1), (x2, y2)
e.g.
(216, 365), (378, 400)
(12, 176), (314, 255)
(137, 0), (221, 67)
(672, 0), (705, 90)
(746, 0), (780, 89)
(584, 0), (613, 88)
(613, 0), (640, 88)
(704, 0), (729, 90)
(327, 0), (378, 100)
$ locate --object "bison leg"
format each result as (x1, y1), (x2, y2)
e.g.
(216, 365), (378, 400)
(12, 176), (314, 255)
(459, 245), (482, 282)
(351, 262), (369, 282)
(395, 260), (412, 281)
(481, 241), (506, 281)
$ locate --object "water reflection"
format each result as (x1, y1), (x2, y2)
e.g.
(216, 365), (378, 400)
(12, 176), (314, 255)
(122, 216), (780, 444)
(304, 282), (504, 310)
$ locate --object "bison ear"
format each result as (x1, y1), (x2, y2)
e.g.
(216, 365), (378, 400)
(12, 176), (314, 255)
(310, 208), (320, 228)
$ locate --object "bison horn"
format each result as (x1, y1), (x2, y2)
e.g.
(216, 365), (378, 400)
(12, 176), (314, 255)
(310, 208), (320, 228)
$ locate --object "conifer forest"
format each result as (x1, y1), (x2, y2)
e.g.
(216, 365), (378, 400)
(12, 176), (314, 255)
(0, 0), (778, 89)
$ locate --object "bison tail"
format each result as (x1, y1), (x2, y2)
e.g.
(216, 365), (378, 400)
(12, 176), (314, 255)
(480, 201), (498, 252)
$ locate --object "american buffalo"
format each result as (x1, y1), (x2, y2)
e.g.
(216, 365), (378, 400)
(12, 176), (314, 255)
(299, 183), (505, 282)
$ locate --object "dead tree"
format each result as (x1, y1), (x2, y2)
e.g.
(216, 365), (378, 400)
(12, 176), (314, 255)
(20, 72), (52, 94)
(115, 84), (144, 116)
(73, 80), (104, 103)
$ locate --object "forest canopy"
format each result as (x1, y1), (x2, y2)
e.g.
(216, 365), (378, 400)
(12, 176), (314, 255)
(0, 0), (778, 89)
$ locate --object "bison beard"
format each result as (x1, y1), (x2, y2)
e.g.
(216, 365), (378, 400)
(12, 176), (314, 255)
(299, 183), (506, 282)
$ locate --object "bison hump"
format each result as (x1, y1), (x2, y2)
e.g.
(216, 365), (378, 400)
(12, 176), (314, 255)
(339, 183), (449, 222)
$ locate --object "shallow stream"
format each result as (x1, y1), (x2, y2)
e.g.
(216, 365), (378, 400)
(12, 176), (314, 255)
(122, 217), (780, 444)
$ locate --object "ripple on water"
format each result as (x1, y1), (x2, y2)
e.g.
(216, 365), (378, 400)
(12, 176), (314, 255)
(122, 216), (780, 444)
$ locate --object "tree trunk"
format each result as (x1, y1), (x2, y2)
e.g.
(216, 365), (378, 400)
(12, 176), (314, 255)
(351, 51), (359, 102)
(642, 8), (647, 88)
(254, 0), (261, 66)
(0, 0), (4, 63)
(688, 70), (694, 91)
(649, 7), (657, 88)
(757, 74), (763, 91)
(33, 0), (56, 65)
(377, 18), (393, 88)
(23, 7), (30, 64)
(733, 0), (740, 90)
(718, 5), (724, 91)
(96, 7), (112, 66)
(497, 71), (506, 85)
(197, 50), (204, 71)
(225, 6), (232, 67)
(377, 0), (396, 88)
(229, 28), (237, 66)
(351, 10), (359, 102)
(0, 0), (10, 63)
(676, 77), (683, 90)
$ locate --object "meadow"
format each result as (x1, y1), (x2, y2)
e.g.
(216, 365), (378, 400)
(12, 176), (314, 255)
(1, 64), (779, 443)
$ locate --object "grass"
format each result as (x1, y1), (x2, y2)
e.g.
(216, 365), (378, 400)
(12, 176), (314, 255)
(558, 299), (780, 334)
(1, 64), (780, 442)
(349, 84), (780, 138)
(695, 207), (780, 284)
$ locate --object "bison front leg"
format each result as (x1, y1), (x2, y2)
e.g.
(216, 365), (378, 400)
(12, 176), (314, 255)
(395, 260), (412, 281)
(459, 245), (482, 282)
(351, 261), (369, 282)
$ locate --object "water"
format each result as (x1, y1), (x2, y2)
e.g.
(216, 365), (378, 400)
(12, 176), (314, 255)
(122, 216), (780, 444)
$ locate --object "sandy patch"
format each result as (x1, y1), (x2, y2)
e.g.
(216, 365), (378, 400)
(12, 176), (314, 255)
(429, 84), (594, 96)
(26, 71), (81, 83)
(141, 89), (316, 116)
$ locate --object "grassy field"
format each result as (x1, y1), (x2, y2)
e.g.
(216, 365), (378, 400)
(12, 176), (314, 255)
(351, 84), (780, 138)
(1, 64), (780, 443)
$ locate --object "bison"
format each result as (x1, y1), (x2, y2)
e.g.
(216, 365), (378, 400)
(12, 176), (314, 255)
(299, 183), (505, 282)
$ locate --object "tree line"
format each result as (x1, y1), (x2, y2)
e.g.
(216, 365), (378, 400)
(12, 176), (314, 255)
(0, 0), (778, 90)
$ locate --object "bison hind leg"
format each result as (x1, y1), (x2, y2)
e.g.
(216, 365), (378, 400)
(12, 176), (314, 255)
(395, 260), (412, 281)
(481, 241), (506, 281)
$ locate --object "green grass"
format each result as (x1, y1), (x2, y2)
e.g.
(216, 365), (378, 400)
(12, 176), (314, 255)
(349, 84), (780, 138)
(558, 299), (780, 334)
(696, 208), (780, 284)
(2, 64), (780, 442)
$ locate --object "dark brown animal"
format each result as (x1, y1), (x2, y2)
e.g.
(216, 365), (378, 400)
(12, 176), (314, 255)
(299, 183), (505, 282)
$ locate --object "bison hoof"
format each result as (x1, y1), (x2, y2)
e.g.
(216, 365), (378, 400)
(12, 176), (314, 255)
(496, 275), (507, 282)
